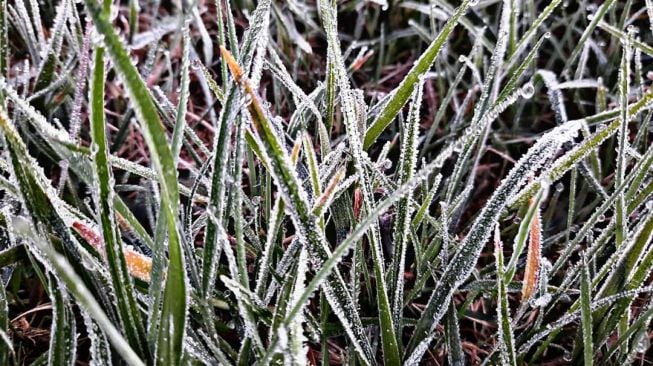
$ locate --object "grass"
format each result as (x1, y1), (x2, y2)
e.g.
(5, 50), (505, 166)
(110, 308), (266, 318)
(0, 0), (652, 364)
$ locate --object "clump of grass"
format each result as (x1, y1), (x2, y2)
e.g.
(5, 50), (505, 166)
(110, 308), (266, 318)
(0, 0), (653, 364)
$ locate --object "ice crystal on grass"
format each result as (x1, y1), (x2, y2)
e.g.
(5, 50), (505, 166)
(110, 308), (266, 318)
(408, 119), (582, 354)
(4, 0), (653, 364)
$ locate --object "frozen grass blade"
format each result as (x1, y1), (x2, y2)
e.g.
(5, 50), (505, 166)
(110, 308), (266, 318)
(0, 0), (6, 105)
(88, 29), (151, 360)
(406, 120), (581, 357)
(510, 90), (653, 208)
(390, 81), (422, 330)
(494, 227), (517, 366)
(221, 46), (375, 365)
(615, 33), (632, 249)
(580, 254), (593, 366)
(505, 187), (546, 284)
(0, 110), (143, 365)
(445, 302), (464, 366)
(81, 1), (186, 363)
(260, 146), (450, 365)
(363, 0), (471, 150)
(17, 223), (145, 366)
(48, 275), (76, 366)
(202, 0), (271, 301)
(318, 1), (400, 363)
(563, 0), (616, 72)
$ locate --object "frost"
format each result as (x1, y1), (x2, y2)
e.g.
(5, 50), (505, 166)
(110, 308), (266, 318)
(411, 118), (582, 344)
(0, 79), (73, 144)
(520, 82), (535, 99)
(81, 310), (111, 365)
(535, 70), (568, 124)
(405, 335), (434, 365)
(531, 293), (552, 307)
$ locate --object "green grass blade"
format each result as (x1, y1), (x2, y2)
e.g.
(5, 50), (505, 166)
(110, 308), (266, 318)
(47, 275), (76, 366)
(363, 0), (471, 150)
(563, 0), (616, 72)
(202, 0), (272, 301)
(12, 221), (145, 366)
(390, 81), (422, 331)
(89, 36), (150, 360)
(318, 1), (399, 362)
(406, 120), (581, 357)
(445, 302), (465, 366)
(80, 1), (187, 363)
(505, 187), (546, 284)
(494, 227), (517, 366)
(615, 33), (632, 249)
(580, 254), (593, 366)
(221, 47), (375, 364)
(509, 90), (653, 208)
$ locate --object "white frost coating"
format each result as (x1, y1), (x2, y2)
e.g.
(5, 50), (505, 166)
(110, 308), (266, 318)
(404, 335), (434, 366)
(534, 70), (568, 125)
(81, 310), (111, 366)
(0, 78), (73, 144)
(519, 284), (653, 354)
(287, 248), (309, 365)
(531, 293), (552, 307)
(556, 79), (601, 90)
(408, 119), (582, 351)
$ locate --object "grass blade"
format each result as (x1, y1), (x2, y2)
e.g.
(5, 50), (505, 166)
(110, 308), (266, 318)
(80, 1), (187, 363)
(406, 120), (581, 357)
(363, 0), (471, 150)
(580, 254), (593, 366)
(221, 46), (375, 365)
(494, 227), (517, 366)
(88, 16), (150, 360)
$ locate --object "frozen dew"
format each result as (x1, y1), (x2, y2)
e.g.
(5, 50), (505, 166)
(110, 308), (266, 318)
(530, 293), (552, 308)
(635, 336), (650, 353)
(520, 82), (535, 99)
(562, 351), (572, 362)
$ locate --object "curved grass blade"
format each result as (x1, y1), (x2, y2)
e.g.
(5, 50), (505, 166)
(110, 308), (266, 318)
(509, 90), (653, 208)
(406, 120), (582, 357)
(11, 220), (145, 366)
(80, 2), (186, 363)
(221, 46), (375, 365)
